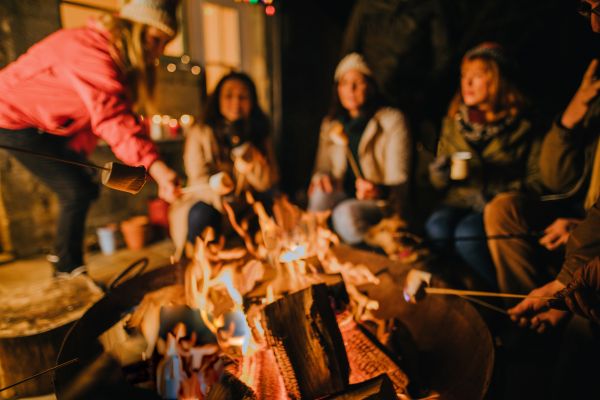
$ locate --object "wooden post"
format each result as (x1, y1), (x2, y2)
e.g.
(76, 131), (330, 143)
(261, 283), (349, 399)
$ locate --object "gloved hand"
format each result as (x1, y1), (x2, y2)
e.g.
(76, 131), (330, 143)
(552, 257), (600, 323)
(428, 155), (450, 188)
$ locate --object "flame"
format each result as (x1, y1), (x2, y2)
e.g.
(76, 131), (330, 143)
(189, 240), (258, 357)
(278, 244), (307, 263)
(184, 195), (380, 358)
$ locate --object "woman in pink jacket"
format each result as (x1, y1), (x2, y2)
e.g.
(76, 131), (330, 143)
(0, 0), (180, 275)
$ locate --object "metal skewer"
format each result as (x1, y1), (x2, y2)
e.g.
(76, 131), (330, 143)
(0, 358), (79, 393)
(425, 287), (553, 300)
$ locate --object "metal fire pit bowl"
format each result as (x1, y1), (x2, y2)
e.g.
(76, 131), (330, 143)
(54, 261), (185, 399)
(55, 247), (494, 400)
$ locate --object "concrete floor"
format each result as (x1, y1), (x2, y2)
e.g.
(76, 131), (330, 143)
(0, 239), (175, 399)
(0, 239), (175, 293)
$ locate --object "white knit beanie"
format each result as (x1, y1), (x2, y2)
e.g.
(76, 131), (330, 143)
(120, 0), (178, 37)
(334, 53), (373, 81)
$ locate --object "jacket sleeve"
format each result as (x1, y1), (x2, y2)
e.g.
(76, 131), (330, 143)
(184, 125), (213, 186)
(242, 138), (278, 192)
(524, 134), (544, 194)
(63, 55), (159, 170)
(429, 118), (454, 190)
(381, 109), (412, 217)
(557, 198), (600, 284)
(539, 121), (586, 194)
(312, 118), (335, 178)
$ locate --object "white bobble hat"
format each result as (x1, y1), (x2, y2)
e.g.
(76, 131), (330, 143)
(334, 52), (373, 81)
(119, 0), (178, 37)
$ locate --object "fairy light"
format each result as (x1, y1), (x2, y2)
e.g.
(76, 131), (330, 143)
(191, 65), (201, 75)
(166, 63), (177, 72)
(265, 5), (275, 15)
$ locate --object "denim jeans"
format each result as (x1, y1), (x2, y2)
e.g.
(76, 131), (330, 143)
(0, 128), (99, 272)
(187, 201), (222, 243)
(425, 206), (496, 287)
(308, 188), (383, 245)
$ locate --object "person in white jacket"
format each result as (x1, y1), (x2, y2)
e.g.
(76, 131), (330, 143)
(308, 53), (412, 244)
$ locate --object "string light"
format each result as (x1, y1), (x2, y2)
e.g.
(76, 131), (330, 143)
(265, 5), (275, 15)
(166, 62), (177, 72)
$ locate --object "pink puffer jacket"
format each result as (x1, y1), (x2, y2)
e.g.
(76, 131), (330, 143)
(0, 22), (159, 169)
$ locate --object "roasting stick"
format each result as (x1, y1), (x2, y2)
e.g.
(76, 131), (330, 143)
(0, 143), (147, 194)
(0, 143), (110, 171)
(345, 147), (363, 179)
(329, 123), (363, 179)
(0, 358), (79, 393)
(459, 295), (509, 315)
(424, 287), (554, 300)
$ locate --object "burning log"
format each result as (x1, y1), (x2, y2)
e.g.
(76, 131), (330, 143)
(261, 284), (349, 399)
(337, 313), (409, 397)
(325, 374), (397, 399)
(206, 371), (256, 400)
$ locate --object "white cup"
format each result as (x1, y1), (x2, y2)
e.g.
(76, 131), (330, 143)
(450, 152), (472, 180)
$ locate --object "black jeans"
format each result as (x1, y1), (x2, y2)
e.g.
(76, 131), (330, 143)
(0, 128), (99, 272)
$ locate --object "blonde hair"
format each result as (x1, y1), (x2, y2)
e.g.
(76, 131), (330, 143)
(447, 56), (526, 122)
(98, 14), (157, 114)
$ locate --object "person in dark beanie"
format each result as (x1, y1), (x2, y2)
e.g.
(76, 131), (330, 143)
(0, 0), (181, 275)
(425, 42), (542, 289)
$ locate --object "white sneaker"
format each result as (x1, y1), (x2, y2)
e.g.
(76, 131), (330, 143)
(53, 265), (88, 279)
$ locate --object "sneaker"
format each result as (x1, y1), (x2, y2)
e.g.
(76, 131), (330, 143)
(53, 265), (88, 279)
(54, 266), (108, 293)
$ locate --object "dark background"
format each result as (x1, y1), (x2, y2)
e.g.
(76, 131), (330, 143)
(278, 0), (600, 202)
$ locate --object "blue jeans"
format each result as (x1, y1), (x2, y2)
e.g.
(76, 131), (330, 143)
(187, 201), (221, 243)
(425, 206), (496, 288)
(308, 188), (383, 245)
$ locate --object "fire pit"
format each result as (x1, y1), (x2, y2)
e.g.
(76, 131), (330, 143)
(55, 197), (493, 399)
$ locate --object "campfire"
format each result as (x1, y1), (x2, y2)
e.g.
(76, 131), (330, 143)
(98, 194), (425, 399)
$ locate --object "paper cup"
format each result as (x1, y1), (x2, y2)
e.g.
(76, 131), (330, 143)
(97, 224), (117, 255)
(450, 152), (472, 180)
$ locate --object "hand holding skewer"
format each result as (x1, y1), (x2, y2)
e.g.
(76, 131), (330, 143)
(329, 123), (362, 179)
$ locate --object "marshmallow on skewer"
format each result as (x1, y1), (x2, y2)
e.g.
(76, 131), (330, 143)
(99, 162), (148, 194)
(403, 269), (432, 304)
(329, 122), (349, 146)
(209, 172), (234, 196)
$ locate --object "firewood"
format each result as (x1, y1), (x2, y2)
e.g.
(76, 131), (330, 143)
(261, 284), (349, 399)
(325, 374), (397, 399)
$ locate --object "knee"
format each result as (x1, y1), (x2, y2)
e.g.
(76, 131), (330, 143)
(425, 209), (454, 239)
(483, 193), (524, 233)
(188, 202), (219, 225)
(331, 200), (364, 245)
(308, 188), (328, 211)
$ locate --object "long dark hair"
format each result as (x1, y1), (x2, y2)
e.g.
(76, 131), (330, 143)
(326, 73), (385, 121)
(202, 72), (270, 154)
